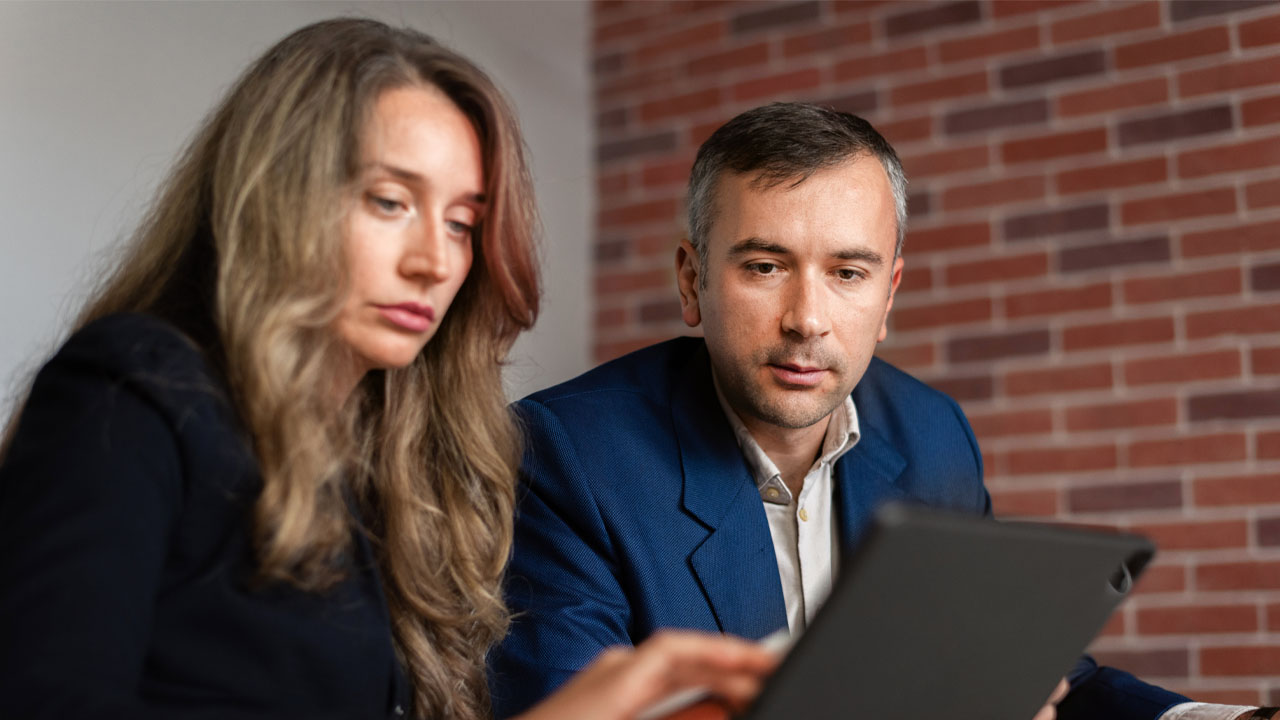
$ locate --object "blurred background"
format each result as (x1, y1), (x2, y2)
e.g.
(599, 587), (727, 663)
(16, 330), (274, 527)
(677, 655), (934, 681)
(4, 0), (1280, 707)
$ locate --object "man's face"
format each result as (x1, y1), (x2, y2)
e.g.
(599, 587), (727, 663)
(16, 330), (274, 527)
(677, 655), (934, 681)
(677, 155), (903, 434)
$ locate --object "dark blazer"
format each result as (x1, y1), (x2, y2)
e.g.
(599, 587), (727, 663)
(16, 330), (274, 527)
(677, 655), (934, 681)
(489, 337), (1187, 720)
(0, 314), (409, 719)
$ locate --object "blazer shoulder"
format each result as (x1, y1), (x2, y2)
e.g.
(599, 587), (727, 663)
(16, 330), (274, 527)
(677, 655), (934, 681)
(521, 336), (702, 408)
(857, 355), (966, 415)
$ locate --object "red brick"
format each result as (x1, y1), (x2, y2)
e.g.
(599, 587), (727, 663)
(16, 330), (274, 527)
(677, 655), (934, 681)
(894, 297), (992, 331)
(594, 335), (673, 364)
(1123, 268), (1242, 304)
(1125, 350), (1243, 387)
(1091, 648), (1189, 678)
(875, 341), (935, 369)
(1195, 472), (1280, 507)
(1115, 26), (1231, 69)
(641, 158), (694, 189)
(1006, 363), (1113, 397)
(1138, 604), (1257, 635)
(943, 175), (1046, 211)
(1199, 561), (1280, 591)
(595, 306), (628, 330)
(948, 329), (1050, 363)
(1051, 2), (1161, 44)
(639, 88), (722, 124)
(902, 146), (990, 178)
(991, 0), (1077, 17)
(1132, 519), (1248, 550)
(1186, 303), (1280, 339)
(1263, 431), (1280, 459)
(968, 409), (1054, 439)
(1240, 13), (1280, 47)
(1180, 54), (1280, 97)
(1182, 220), (1280, 258)
(1178, 135), (1280, 179)
(598, 198), (679, 228)
(1129, 433), (1248, 468)
(731, 68), (821, 102)
(595, 14), (656, 44)
(891, 71), (989, 107)
(1068, 480), (1183, 513)
(832, 46), (930, 83)
(1066, 397), (1178, 432)
(686, 42), (770, 76)
(594, 267), (672, 295)
(689, 117), (729, 147)
(1255, 346), (1280, 375)
(1058, 77), (1169, 118)
(1202, 646), (1280, 677)
(598, 67), (681, 103)
(1057, 157), (1168, 195)
(878, 116), (934, 144)
(1063, 317), (1175, 351)
(1121, 187), (1236, 225)
(939, 24), (1040, 62)
(598, 170), (629, 196)
(1248, 177), (1280, 208)
(1002, 128), (1108, 165)
(782, 21), (873, 58)
(901, 220), (988, 251)
(1005, 204), (1110, 242)
(1005, 283), (1112, 319)
(1244, 94), (1280, 127)
(989, 488), (1058, 517)
(1135, 563), (1187, 594)
(634, 20), (724, 65)
(945, 252), (1048, 287)
(1007, 444), (1118, 476)
(1269, 603), (1280, 631)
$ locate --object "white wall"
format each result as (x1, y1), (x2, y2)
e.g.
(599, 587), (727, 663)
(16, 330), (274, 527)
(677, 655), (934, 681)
(0, 0), (591, 415)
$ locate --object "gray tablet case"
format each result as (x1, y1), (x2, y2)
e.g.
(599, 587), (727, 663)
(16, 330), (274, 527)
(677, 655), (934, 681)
(745, 503), (1153, 720)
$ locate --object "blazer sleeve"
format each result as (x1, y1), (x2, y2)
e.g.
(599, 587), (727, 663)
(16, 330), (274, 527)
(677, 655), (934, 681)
(1059, 656), (1189, 720)
(0, 334), (188, 718)
(488, 399), (636, 720)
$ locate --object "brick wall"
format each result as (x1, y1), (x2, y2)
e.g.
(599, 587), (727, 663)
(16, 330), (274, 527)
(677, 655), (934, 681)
(592, 0), (1280, 703)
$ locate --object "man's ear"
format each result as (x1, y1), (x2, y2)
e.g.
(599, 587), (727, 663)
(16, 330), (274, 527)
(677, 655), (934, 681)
(675, 239), (702, 328)
(877, 255), (905, 343)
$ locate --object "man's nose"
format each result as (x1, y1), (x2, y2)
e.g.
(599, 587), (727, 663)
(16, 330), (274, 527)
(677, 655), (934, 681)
(780, 277), (831, 338)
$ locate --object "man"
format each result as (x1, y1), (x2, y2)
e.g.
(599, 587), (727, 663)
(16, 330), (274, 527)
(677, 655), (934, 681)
(490, 104), (1261, 720)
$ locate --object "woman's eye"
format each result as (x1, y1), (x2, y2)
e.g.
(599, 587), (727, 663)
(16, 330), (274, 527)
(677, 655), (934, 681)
(446, 220), (474, 237)
(368, 194), (406, 215)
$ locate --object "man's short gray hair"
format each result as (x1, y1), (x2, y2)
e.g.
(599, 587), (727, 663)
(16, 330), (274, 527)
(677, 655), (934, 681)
(686, 102), (908, 261)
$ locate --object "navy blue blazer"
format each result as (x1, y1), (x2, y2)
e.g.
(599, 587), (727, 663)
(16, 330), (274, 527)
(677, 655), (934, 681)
(490, 337), (1187, 719)
(0, 314), (409, 719)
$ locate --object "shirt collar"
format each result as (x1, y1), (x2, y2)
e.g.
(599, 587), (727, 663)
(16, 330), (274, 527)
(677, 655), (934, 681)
(712, 375), (861, 506)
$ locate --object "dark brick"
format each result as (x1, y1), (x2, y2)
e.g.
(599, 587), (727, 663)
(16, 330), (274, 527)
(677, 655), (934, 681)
(885, 1), (982, 38)
(595, 238), (629, 263)
(1005, 204), (1109, 242)
(731, 0), (822, 35)
(948, 329), (1051, 364)
(1069, 481), (1183, 513)
(1259, 517), (1280, 546)
(944, 98), (1049, 135)
(1118, 105), (1234, 147)
(1170, 0), (1276, 22)
(1000, 50), (1107, 89)
(598, 107), (628, 131)
(926, 374), (993, 401)
(597, 131), (678, 163)
(638, 299), (683, 323)
(594, 52), (624, 75)
(1188, 390), (1280, 421)
(908, 191), (932, 217)
(1059, 236), (1171, 273)
(823, 90), (879, 114)
(1254, 263), (1280, 291)
(1091, 649), (1189, 678)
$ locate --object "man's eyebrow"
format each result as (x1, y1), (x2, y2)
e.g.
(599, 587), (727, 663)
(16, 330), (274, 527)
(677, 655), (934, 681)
(365, 162), (486, 204)
(834, 248), (885, 265)
(727, 237), (790, 256)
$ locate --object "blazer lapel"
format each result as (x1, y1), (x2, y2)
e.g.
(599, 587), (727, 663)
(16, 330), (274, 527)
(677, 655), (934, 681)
(834, 425), (910, 551)
(671, 346), (788, 641)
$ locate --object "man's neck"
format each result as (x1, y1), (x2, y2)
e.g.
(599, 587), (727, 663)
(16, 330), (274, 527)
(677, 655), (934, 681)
(739, 413), (831, 498)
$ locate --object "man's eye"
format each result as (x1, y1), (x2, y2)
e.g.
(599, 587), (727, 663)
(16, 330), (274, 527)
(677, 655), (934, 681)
(836, 268), (865, 281)
(747, 262), (777, 274)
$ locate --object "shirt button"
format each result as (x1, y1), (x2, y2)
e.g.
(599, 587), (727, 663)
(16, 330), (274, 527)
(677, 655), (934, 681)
(766, 487), (780, 499)
(393, 705), (404, 716)
(799, 508), (809, 522)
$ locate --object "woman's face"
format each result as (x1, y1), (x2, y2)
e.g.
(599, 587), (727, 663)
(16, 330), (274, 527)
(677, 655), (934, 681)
(333, 85), (483, 378)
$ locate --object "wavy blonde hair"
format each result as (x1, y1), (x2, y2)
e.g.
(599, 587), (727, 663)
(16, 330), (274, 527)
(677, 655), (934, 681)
(7, 18), (539, 720)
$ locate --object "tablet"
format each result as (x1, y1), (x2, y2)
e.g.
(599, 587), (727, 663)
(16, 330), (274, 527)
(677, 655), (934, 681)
(741, 503), (1153, 720)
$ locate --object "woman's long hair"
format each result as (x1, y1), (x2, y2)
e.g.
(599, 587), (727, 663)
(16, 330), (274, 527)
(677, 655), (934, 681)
(10, 19), (539, 719)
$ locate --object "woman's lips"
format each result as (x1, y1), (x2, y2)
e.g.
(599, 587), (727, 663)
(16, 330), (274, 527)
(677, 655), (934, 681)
(376, 303), (435, 332)
(768, 363), (827, 387)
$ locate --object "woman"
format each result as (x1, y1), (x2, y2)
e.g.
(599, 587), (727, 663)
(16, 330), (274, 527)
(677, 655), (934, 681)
(0, 18), (773, 720)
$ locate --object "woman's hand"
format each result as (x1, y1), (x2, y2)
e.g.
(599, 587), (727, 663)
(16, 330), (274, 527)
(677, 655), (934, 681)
(514, 630), (780, 720)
